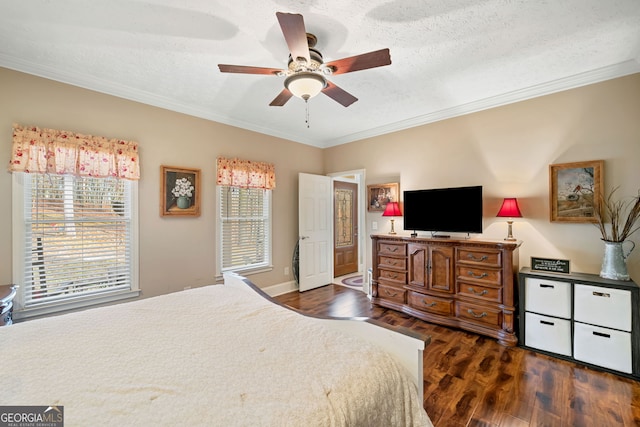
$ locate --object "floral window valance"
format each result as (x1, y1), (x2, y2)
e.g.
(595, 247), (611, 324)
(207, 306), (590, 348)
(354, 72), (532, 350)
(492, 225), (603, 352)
(9, 123), (140, 180)
(216, 156), (276, 190)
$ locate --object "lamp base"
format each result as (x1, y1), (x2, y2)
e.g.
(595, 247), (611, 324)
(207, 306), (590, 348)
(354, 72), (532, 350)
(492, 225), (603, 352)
(504, 220), (516, 241)
(389, 219), (397, 235)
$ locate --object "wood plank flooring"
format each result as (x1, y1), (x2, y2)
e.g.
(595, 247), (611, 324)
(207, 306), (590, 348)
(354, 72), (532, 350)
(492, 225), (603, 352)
(273, 284), (640, 427)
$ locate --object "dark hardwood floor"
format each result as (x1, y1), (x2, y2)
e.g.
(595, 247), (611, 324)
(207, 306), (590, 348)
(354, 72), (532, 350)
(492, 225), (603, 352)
(274, 284), (640, 427)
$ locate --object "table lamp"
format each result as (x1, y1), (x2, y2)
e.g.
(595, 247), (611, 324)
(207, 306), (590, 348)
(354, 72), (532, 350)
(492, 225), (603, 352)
(496, 198), (522, 241)
(382, 202), (402, 235)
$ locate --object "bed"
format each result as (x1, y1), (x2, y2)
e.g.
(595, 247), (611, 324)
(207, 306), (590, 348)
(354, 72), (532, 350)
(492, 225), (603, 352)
(0, 273), (433, 426)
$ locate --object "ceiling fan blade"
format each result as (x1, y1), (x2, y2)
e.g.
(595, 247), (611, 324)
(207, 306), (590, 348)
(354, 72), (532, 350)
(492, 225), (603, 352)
(218, 64), (282, 75)
(269, 88), (293, 106)
(322, 81), (358, 107)
(325, 48), (391, 75)
(276, 12), (310, 64)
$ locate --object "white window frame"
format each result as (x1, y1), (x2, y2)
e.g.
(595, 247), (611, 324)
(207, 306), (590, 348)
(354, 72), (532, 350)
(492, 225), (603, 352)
(12, 172), (140, 320)
(217, 185), (273, 277)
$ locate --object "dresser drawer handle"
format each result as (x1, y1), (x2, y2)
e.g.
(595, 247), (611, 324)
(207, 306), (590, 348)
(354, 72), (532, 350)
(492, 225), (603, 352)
(384, 289), (398, 297)
(593, 291), (610, 298)
(468, 287), (488, 296)
(540, 320), (554, 326)
(467, 271), (488, 279)
(467, 254), (488, 261)
(387, 246), (398, 252)
(386, 273), (399, 279)
(467, 309), (487, 318)
(539, 284), (554, 289)
(422, 300), (437, 307)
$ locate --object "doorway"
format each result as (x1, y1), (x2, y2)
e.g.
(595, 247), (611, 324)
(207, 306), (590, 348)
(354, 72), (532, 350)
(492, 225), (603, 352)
(329, 170), (366, 288)
(297, 170), (366, 292)
(333, 180), (358, 277)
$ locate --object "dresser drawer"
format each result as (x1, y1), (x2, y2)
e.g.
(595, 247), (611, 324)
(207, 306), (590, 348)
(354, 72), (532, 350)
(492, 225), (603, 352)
(408, 292), (453, 316)
(524, 312), (572, 356)
(377, 283), (406, 305)
(456, 248), (502, 268)
(455, 301), (502, 329)
(456, 266), (501, 286)
(525, 277), (571, 318)
(378, 268), (406, 284)
(378, 242), (406, 257)
(378, 256), (406, 270)
(574, 322), (632, 373)
(457, 282), (502, 303)
(574, 284), (631, 331)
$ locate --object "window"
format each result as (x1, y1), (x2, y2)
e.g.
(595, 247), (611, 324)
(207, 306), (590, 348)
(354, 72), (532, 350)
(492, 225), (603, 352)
(218, 186), (271, 273)
(13, 172), (139, 318)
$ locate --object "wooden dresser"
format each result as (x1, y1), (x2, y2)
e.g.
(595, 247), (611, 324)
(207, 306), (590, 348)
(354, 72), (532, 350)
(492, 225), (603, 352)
(371, 235), (521, 346)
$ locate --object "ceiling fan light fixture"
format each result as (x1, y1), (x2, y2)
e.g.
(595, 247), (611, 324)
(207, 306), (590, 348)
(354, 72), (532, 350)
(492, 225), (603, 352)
(285, 72), (326, 101)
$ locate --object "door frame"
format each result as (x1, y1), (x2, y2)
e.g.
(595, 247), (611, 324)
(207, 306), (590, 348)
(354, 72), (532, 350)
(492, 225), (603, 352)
(328, 169), (366, 279)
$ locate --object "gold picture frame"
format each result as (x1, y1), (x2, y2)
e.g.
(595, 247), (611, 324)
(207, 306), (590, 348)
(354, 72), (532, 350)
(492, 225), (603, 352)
(160, 165), (201, 217)
(367, 182), (399, 212)
(549, 160), (603, 223)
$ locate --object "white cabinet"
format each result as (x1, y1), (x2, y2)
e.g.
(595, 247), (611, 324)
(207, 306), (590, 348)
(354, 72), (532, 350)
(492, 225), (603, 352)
(573, 322), (632, 373)
(525, 277), (571, 318)
(574, 284), (631, 331)
(524, 312), (572, 356)
(573, 283), (633, 373)
(519, 268), (640, 380)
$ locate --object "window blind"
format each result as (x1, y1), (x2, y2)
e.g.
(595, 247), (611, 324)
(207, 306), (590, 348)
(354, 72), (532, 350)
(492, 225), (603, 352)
(21, 174), (133, 308)
(219, 186), (271, 271)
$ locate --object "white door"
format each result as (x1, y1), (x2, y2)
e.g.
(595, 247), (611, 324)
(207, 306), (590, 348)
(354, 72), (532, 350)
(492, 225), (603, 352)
(298, 173), (332, 291)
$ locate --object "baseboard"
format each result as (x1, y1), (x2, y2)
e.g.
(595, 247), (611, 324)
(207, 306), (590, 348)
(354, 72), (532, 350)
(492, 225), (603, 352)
(263, 280), (298, 297)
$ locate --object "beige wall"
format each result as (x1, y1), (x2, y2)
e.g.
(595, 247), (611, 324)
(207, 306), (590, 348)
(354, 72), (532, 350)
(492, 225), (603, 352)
(325, 73), (640, 281)
(0, 67), (323, 297)
(2, 68), (639, 299)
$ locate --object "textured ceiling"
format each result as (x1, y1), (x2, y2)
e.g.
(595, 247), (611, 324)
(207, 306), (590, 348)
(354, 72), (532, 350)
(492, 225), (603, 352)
(1, 0), (639, 148)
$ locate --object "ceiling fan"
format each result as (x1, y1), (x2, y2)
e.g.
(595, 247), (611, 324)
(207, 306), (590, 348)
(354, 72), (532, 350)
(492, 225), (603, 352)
(218, 12), (391, 108)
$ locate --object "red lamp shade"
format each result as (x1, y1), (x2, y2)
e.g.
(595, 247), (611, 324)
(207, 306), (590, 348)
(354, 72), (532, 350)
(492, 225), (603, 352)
(382, 202), (402, 217)
(496, 198), (522, 218)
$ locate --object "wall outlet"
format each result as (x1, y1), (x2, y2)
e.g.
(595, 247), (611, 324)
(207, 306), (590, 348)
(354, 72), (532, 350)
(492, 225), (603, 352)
(372, 221), (378, 230)
(284, 266), (290, 276)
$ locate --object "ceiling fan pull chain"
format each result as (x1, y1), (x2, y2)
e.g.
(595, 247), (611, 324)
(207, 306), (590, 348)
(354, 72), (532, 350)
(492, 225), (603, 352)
(305, 99), (310, 128)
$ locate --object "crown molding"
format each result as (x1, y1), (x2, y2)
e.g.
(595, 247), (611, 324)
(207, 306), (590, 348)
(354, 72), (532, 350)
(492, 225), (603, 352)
(2, 54), (638, 149)
(323, 59), (640, 148)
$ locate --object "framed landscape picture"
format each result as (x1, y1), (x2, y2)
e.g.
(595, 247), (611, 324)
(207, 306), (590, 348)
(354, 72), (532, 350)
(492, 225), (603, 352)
(549, 160), (603, 223)
(160, 165), (201, 217)
(367, 182), (399, 212)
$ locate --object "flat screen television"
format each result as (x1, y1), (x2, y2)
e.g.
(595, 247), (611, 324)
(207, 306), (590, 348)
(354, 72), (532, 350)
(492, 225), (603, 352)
(403, 185), (483, 236)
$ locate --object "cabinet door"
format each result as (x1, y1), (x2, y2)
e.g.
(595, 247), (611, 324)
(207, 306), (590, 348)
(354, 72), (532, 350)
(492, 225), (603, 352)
(429, 246), (455, 293)
(408, 243), (427, 289)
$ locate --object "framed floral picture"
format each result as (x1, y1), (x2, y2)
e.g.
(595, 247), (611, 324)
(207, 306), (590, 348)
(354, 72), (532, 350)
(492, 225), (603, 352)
(367, 182), (399, 212)
(549, 160), (603, 223)
(160, 165), (201, 217)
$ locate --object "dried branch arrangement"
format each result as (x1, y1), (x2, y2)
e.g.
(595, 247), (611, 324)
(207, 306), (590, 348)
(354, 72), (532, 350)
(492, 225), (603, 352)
(593, 187), (640, 242)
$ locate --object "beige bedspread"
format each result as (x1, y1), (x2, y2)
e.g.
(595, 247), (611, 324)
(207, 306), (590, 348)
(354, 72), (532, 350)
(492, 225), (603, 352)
(0, 285), (432, 426)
